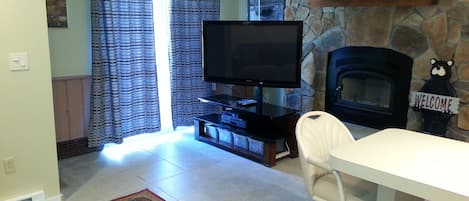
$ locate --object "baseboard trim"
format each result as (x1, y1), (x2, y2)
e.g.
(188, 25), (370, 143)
(4, 191), (60, 201)
(57, 137), (103, 159)
(46, 194), (62, 201)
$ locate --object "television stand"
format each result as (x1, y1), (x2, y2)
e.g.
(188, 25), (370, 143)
(194, 94), (299, 167)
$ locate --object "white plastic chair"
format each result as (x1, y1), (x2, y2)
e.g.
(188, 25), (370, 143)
(295, 111), (377, 201)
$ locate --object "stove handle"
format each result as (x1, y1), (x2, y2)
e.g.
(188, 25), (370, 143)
(335, 84), (343, 99)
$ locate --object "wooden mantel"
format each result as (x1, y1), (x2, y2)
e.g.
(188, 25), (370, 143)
(308, 0), (438, 7)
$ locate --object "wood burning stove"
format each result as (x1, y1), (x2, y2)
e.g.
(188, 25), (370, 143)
(325, 47), (413, 129)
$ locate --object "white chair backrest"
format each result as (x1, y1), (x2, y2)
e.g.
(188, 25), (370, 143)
(295, 111), (355, 196)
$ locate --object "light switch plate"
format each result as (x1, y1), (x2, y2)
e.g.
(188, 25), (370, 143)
(8, 52), (29, 71)
(3, 157), (16, 174)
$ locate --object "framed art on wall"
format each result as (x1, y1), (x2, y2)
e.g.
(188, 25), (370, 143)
(46, 0), (68, 28)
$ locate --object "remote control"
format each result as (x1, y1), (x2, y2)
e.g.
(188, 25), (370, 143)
(237, 99), (257, 106)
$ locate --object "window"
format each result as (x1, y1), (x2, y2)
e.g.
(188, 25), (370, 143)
(248, 0), (285, 20)
(153, 0), (173, 131)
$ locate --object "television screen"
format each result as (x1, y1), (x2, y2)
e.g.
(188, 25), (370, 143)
(202, 21), (303, 88)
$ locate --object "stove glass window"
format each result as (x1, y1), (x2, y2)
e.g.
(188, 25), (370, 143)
(339, 76), (392, 109)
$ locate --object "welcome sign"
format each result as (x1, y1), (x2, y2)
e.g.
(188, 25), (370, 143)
(409, 92), (460, 114)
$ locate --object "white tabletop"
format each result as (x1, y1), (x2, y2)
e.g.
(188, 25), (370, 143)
(329, 128), (469, 201)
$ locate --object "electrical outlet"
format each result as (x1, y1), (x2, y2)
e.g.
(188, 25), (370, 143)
(3, 157), (16, 174)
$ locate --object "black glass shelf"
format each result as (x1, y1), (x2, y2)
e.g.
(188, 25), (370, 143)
(198, 94), (298, 119)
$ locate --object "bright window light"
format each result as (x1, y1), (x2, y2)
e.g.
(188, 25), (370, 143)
(153, 0), (173, 131)
(102, 129), (185, 162)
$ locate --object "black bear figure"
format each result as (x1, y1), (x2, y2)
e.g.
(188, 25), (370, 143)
(414, 58), (456, 137)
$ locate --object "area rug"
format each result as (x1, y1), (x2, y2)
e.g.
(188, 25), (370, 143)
(111, 189), (165, 201)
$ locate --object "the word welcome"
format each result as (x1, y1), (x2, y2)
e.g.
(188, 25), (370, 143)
(409, 92), (460, 114)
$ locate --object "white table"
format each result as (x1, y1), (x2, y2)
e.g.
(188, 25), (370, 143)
(329, 128), (469, 201)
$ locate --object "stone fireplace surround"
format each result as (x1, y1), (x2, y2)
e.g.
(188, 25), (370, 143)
(283, 0), (469, 140)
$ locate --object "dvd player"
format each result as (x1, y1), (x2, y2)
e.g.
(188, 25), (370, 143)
(220, 111), (247, 128)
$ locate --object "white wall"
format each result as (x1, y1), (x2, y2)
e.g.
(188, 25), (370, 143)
(220, 0), (248, 20)
(0, 0), (61, 200)
(48, 0), (92, 77)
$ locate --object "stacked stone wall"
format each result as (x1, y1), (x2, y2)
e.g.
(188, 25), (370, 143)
(284, 0), (469, 140)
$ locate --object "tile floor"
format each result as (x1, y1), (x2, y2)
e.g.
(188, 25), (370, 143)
(59, 124), (377, 201)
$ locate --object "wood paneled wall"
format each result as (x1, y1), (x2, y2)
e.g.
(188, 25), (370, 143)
(52, 75), (91, 142)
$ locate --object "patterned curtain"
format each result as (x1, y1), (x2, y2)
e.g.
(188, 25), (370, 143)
(89, 0), (160, 147)
(169, 0), (220, 127)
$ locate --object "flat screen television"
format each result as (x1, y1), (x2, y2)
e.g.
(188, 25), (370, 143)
(202, 20), (303, 88)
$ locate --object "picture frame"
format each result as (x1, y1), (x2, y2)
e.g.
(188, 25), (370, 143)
(46, 0), (68, 28)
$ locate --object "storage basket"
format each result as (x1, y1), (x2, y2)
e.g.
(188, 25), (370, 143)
(248, 137), (264, 156)
(232, 133), (249, 150)
(204, 124), (219, 140)
(218, 128), (233, 144)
